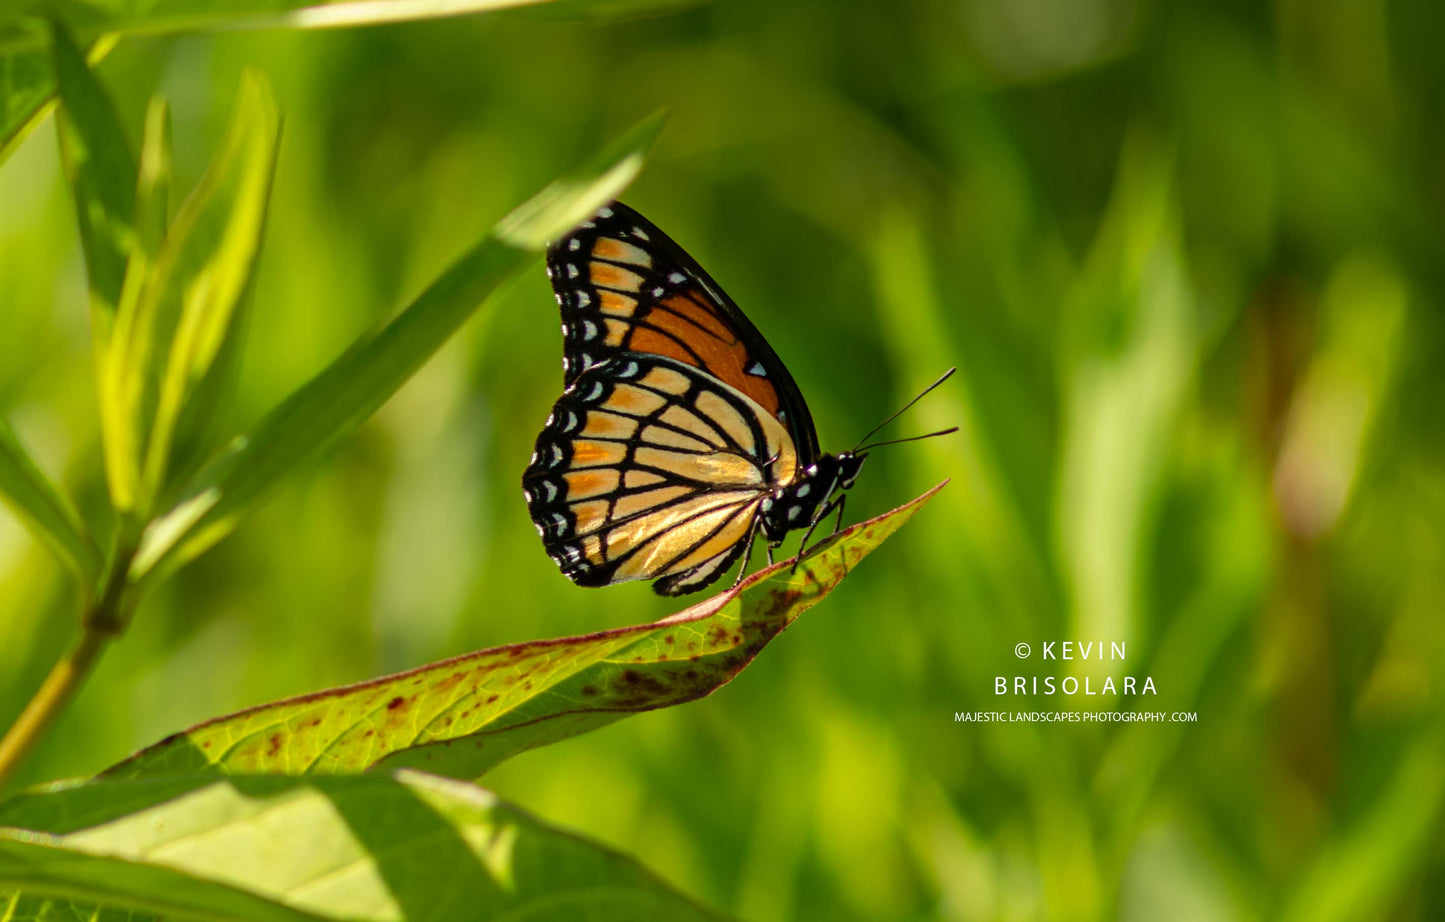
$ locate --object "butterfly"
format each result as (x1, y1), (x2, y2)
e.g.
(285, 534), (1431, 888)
(522, 201), (954, 596)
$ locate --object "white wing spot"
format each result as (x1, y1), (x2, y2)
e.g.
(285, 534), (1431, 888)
(582, 319), (598, 341)
(652, 286), (665, 297)
(563, 410), (579, 432)
(567, 264), (579, 279)
(544, 481), (558, 501)
(598, 206), (614, 218)
(568, 239), (581, 251)
(523, 488), (534, 502)
(549, 444), (563, 466)
(633, 227), (649, 240)
(585, 381), (604, 401)
(796, 483), (811, 498)
(787, 505), (802, 522)
(575, 290), (591, 308)
(669, 272), (686, 284)
(621, 361), (639, 377)
(747, 361), (767, 376)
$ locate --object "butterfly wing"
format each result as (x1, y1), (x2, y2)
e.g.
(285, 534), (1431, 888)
(545, 201), (821, 464)
(523, 355), (800, 596)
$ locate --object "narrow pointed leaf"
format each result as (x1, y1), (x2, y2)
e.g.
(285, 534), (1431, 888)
(130, 112), (663, 583)
(107, 483), (943, 782)
(139, 71), (279, 509)
(0, 771), (722, 921)
(51, 21), (135, 333)
(0, 419), (98, 581)
(97, 95), (176, 516)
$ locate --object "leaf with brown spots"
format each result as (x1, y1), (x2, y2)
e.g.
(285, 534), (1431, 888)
(103, 483), (946, 782)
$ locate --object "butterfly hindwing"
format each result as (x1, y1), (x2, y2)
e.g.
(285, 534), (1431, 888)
(545, 202), (821, 462)
(522, 355), (799, 595)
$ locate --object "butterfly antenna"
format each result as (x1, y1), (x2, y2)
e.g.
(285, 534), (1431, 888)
(857, 426), (960, 452)
(851, 367), (957, 452)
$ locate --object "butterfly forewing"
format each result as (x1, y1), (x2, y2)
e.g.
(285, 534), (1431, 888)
(545, 202), (820, 462)
(523, 355), (799, 596)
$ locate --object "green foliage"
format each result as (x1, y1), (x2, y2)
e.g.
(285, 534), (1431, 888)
(0, 771), (721, 921)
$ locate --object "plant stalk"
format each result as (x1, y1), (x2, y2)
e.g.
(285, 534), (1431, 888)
(0, 540), (135, 793)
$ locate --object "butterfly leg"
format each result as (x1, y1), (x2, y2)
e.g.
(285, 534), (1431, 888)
(731, 522), (761, 590)
(791, 493), (847, 573)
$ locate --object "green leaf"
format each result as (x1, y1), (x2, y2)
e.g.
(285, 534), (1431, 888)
(0, 771), (722, 921)
(0, 418), (99, 581)
(106, 484), (943, 781)
(50, 21), (135, 335)
(100, 75), (277, 520)
(144, 73), (278, 512)
(129, 111), (663, 583)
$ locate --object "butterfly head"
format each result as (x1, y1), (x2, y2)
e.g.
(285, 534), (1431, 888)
(759, 452), (867, 543)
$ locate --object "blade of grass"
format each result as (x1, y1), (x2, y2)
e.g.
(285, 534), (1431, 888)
(0, 770), (723, 921)
(106, 483), (943, 782)
(0, 418), (98, 581)
(130, 111), (664, 583)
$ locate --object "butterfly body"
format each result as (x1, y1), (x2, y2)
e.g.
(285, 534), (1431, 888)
(758, 452), (866, 544)
(523, 202), (875, 596)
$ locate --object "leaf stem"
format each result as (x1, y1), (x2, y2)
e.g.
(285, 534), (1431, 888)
(0, 540), (135, 793)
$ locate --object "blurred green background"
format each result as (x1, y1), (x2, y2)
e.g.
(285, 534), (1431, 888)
(2, 0), (1444, 918)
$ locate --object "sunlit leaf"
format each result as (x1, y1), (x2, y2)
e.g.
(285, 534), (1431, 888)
(138, 72), (279, 511)
(0, 0), (699, 48)
(95, 93), (177, 518)
(129, 111), (663, 583)
(107, 484), (943, 781)
(0, 770), (722, 921)
(0, 419), (99, 581)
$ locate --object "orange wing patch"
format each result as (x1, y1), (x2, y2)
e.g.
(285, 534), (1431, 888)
(591, 263), (644, 292)
(637, 289), (783, 417)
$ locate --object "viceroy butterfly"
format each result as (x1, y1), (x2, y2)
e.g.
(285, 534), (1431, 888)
(523, 202), (954, 596)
